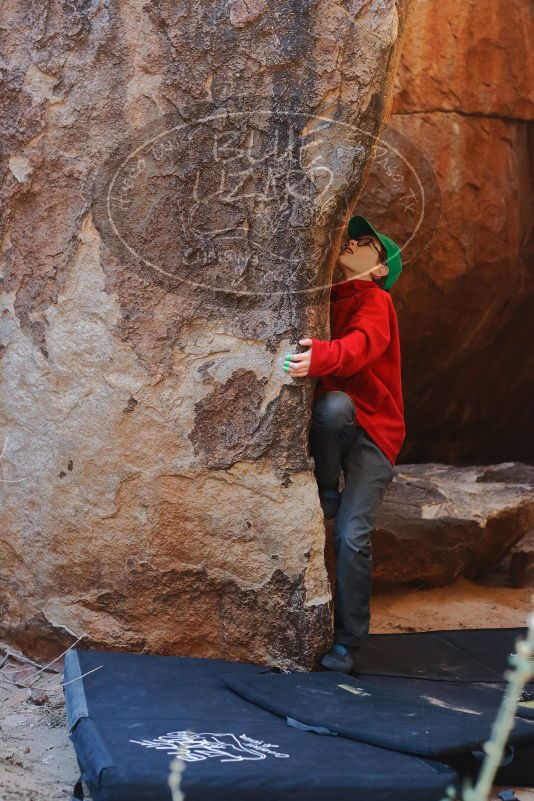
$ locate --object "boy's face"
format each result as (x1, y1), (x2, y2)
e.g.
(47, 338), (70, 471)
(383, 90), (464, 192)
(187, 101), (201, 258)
(336, 234), (387, 280)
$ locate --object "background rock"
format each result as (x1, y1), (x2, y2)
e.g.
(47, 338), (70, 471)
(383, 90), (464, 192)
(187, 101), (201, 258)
(367, 462), (534, 591)
(354, 0), (534, 466)
(509, 530), (534, 588)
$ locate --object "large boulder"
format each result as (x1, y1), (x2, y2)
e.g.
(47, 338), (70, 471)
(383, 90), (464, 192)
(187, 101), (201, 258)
(324, 462), (533, 593)
(0, 0), (415, 668)
(372, 462), (534, 591)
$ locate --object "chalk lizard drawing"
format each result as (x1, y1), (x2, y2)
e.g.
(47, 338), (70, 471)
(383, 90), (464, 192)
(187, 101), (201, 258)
(130, 730), (290, 762)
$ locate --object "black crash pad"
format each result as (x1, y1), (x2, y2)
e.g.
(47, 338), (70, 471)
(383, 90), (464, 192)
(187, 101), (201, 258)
(342, 625), (534, 785)
(354, 626), (530, 683)
(343, 625), (534, 726)
(222, 669), (534, 758)
(442, 741), (534, 789)
(63, 648), (459, 801)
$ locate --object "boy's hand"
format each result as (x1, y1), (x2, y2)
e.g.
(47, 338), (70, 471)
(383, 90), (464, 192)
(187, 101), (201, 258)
(283, 338), (313, 377)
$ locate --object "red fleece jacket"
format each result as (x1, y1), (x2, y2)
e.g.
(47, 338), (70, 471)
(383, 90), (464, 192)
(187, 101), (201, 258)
(308, 277), (405, 466)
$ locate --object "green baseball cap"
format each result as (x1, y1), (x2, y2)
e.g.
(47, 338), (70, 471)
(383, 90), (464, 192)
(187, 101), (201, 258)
(347, 215), (402, 291)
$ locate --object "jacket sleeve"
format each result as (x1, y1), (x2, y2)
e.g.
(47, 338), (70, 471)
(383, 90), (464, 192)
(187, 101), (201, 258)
(308, 296), (391, 378)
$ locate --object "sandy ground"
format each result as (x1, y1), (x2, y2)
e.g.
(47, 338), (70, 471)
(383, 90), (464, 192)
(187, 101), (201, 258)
(371, 575), (534, 634)
(1, 577), (533, 801)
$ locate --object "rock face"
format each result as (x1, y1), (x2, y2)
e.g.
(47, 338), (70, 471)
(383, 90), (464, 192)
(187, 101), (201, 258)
(508, 530), (534, 588)
(367, 462), (534, 592)
(323, 462), (534, 596)
(0, 1), (416, 668)
(354, 0), (534, 466)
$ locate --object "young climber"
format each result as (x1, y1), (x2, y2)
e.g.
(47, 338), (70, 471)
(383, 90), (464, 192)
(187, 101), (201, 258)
(283, 215), (405, 674)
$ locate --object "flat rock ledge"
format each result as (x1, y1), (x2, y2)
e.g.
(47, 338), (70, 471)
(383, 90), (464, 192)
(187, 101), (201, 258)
(370, 462), (534, 592)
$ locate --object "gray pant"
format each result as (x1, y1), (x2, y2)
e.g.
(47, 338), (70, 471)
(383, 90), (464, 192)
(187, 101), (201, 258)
(309, 390), (394, 649)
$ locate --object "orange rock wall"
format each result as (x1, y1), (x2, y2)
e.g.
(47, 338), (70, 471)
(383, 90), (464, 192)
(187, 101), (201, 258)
(359, 0), (534, 465)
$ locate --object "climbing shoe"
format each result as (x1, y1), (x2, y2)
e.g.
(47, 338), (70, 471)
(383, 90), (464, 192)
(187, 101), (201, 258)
(320, 643), (359, 674)
(318, 487), (342, 520)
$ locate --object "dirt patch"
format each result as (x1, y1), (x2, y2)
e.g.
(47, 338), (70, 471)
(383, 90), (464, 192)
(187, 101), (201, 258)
(371, 575), (534, 634)
(0, 672), (78, 801)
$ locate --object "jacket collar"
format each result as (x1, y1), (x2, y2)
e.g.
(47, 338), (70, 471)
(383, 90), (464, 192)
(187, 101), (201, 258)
(330, 276), (380, 300)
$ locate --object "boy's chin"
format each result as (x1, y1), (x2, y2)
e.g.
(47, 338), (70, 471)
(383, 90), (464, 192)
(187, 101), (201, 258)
(333, 266), (355, 282)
